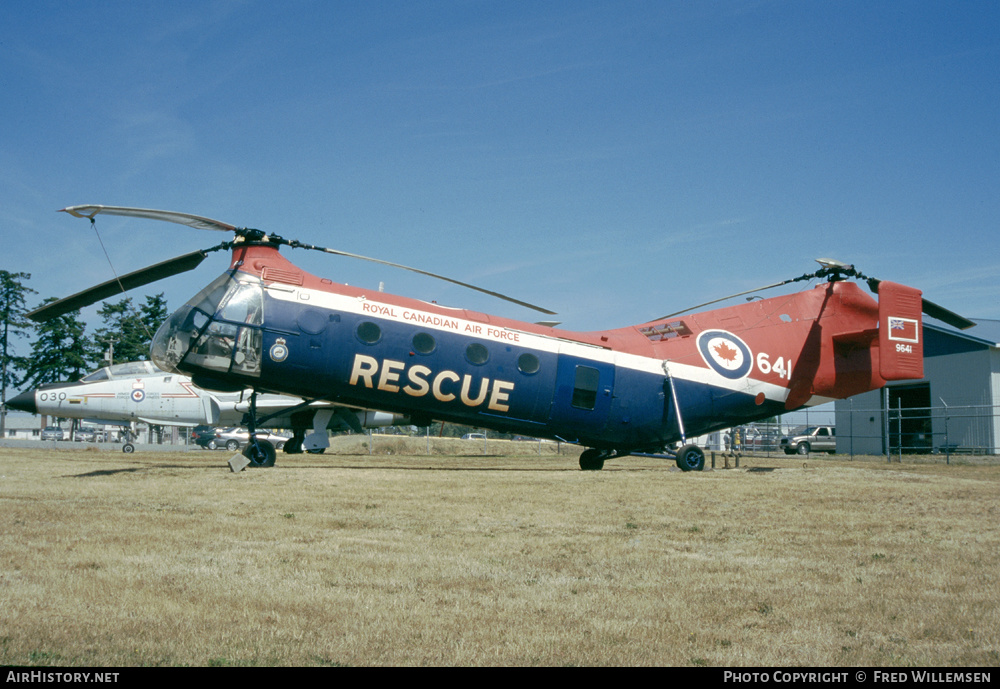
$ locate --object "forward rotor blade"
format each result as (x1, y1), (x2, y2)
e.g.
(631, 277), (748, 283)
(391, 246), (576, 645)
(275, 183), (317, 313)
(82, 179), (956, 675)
(61, 205), (237, 233)
(290, 240), (556, 315)
(61, 204), (555, 314)
(27, 250), (209, 322)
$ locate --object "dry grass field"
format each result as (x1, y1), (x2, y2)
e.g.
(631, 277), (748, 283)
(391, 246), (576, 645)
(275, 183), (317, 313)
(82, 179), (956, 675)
(1, 442), (997, 667)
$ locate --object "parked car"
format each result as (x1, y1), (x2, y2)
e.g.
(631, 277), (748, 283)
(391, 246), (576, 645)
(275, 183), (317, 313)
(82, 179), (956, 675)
(754, 430), (783, 451)
(74, 426), (98, 442)
(781, 426), (836, 455)
(190, 425), (220, 449)
(461, 433), (487, 440)
(41, 426), (64, 441)
(212, 427), (289, 451)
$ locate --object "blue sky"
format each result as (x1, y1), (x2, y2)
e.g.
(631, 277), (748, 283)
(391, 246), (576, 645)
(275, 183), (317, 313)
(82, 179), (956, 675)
(3, 0), (998, 351)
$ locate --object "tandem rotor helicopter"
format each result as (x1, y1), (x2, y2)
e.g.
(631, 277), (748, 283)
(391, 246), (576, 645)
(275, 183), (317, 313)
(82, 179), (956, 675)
(29, 205), (974, 470)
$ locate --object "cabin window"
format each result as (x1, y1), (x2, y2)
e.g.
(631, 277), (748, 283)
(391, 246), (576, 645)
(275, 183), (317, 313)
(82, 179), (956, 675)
(466, 343), (489, 365)
(413, 333), (436, 355)
(356, 322), (382, 344)
(572, 366), (600, 410)
(517, 353), (540, 375)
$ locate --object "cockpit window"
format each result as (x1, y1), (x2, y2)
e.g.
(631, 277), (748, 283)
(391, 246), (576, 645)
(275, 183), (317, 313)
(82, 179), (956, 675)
(217, 280), (263, 326)
(80, 369), (110, 383)
(108, 361), (159, 377)
(189, 274), (234, 320)
(79, 360), (162, 383)
(151, 272), (264, 379)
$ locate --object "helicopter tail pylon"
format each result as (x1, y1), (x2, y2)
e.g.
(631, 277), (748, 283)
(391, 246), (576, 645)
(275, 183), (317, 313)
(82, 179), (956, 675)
(877, 281), (924, 381)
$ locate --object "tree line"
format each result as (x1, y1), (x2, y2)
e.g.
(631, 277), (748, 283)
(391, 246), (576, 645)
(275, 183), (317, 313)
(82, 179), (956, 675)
(1, 270), (168, 419)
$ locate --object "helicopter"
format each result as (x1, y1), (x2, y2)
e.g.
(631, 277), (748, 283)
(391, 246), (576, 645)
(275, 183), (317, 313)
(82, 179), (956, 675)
(29, 205), (974, 470)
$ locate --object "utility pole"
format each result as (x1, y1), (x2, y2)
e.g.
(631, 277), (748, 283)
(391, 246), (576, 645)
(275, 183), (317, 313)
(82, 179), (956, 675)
(101, 336), (118, 367)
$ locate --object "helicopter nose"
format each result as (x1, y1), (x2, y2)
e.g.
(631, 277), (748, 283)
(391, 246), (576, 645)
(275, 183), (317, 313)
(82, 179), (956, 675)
(7, 389), (37, 414)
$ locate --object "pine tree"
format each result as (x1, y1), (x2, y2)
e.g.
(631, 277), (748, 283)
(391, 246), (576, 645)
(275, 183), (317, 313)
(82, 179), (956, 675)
(16, 300), (91, 390)
(1, 271), (37, 436)
(91, 293), (169, 365)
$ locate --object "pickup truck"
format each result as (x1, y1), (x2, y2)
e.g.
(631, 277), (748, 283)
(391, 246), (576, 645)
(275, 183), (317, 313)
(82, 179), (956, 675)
(781, 426), (836, 455)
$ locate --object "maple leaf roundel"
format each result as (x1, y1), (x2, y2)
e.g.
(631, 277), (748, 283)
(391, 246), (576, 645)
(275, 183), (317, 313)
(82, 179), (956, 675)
(696, 330), (753, 380)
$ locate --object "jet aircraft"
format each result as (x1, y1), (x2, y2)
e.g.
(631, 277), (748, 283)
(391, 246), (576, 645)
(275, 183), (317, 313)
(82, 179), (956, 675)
(8, 359), (406, 455)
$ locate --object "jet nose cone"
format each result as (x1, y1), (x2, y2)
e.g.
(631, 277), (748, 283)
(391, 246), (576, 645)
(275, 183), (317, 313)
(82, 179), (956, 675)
(7, 390), (37, 414)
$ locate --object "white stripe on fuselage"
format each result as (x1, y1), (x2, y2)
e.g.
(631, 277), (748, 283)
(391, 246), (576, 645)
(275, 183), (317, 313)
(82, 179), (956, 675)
(262, 283), (827, 408)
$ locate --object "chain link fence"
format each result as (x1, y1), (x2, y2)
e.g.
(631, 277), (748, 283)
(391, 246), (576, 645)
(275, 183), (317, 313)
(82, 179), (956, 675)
(734, 402), (999, 463)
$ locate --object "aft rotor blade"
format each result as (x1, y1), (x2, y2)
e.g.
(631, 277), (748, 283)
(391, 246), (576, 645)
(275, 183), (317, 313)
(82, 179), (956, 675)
(652, 278), (804, 321)
(289, 240), (557, 315)
(865, 278), (976, 330)
(920, 299), (976, 330)
(27, 250), (209, 322)
(61, 205), (237, 233)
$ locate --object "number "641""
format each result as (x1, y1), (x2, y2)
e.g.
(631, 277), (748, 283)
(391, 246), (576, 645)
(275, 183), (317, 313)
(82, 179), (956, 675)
(756, 352), (792, 380)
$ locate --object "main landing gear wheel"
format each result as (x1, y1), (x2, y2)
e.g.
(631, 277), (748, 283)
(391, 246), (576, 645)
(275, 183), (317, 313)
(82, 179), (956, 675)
(243, 439), (276, 467)
(675, 444), (705, 472)
(122, 443), (135, 454)
(579, 449), (606, 471)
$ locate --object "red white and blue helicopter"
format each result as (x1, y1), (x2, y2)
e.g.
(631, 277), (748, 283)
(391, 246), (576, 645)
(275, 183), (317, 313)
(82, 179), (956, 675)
(29, 205), (974, 470)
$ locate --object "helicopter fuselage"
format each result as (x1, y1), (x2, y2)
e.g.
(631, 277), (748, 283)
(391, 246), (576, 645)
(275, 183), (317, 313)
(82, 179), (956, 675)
(150, 242), (925, 455)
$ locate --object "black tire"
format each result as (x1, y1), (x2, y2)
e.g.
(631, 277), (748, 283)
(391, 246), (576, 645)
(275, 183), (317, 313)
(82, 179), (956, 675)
(797, 443), (810, 455)
(675, 444), (705, 472)
(226, 439), (240, 452)
(283, 437), (303, 454)
(243, 439), (276, 467)
(579, 449), (605, 471)
(207, 439), (218, 450)
(122, 443), (135, 454)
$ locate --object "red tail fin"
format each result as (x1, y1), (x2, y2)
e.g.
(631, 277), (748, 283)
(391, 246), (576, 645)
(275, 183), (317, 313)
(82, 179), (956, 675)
(878, 281), (924, 381)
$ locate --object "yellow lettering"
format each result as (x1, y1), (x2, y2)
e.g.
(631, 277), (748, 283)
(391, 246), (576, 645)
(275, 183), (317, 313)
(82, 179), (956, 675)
(403, 365), (432, 397)
(349, 354), (379, 388)
(432, 370), (460, 402)
(350, 355), (515, 411)
(460, 375), (490, 407)
(377, 359), (405, 393)
(488, 380), (515, 412)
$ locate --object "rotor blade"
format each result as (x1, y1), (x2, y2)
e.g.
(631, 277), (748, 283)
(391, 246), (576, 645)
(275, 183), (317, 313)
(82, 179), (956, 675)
(651, 278), (805, 321)
(61, 205), (237, 233)
(864, 278), (976, 330)
(27, 250), (209, 322)
(921, 299), (976, 330)
(290, 240), (557, 315)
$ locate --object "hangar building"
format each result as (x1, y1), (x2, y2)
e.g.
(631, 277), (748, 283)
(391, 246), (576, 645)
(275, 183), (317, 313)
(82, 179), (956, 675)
(835, 319), (1000, 455)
